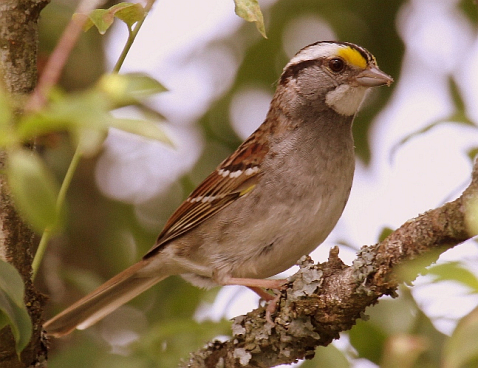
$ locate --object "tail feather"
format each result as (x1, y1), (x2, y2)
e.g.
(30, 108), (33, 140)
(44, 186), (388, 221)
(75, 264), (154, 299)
(44, 261), (168, 337)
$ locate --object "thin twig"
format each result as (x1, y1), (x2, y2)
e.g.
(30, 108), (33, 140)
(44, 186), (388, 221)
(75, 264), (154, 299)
(26, 0), (104, 111)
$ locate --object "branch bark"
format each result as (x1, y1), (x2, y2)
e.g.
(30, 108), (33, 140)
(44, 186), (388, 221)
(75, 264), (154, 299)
(0, 1), (49, 367)
(183, 159), (478, 368)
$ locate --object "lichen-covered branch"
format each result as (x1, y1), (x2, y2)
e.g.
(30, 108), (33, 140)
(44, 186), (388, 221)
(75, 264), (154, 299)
(183, 158), (478, 368)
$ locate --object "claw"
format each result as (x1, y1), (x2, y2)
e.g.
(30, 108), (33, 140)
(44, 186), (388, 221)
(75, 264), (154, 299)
(247, 286), (285, 325)
(220, 277), (288, 325)
(265, 292), (281, 325)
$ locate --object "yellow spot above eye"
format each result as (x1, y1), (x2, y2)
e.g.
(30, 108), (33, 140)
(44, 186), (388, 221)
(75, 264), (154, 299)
(337, 47), (367, 69)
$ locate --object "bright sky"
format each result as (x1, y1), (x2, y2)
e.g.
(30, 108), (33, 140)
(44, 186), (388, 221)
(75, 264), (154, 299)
(96, 0), (478, 365)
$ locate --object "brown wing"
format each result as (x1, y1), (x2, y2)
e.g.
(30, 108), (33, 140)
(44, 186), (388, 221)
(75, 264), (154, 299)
(144, 126), (270, 257)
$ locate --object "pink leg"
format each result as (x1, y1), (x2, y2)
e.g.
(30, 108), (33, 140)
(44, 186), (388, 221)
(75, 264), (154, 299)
(248, 286), (275, 301)
(223, 277), (287, 290)
(264, 292), (281, 325)
(221, 277), (288, 325)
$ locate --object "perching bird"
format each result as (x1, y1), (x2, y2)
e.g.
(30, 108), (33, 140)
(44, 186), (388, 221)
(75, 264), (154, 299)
(45, 41), (392, 337)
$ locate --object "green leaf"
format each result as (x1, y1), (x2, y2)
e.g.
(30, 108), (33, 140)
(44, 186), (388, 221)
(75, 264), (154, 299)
(83, 9), (112, 34)
(0, 259), (32, 353)
(349, 293), (431, 364)
(427, 262), (478, 293)
(73, 128), (108, 158)
(17, 77), (169, 152)
(234, 0), (267, 38)
(448, 77), (466, 115)
(6, 149), (61, 233)
(108, 118), (172, 145)
(17, 88), (115, 144)
(460, 0), (478, 25)
(81, 3), (145, 34)
(396, 251), (442, 284)
(112, 3), (145, 28)
(349, 318), (388, 364)
(18, 92), (102, 139)
(467, 147), (478, 162)
(443, 305), (478, 368)
(378, 226), (394, 242)
(98, 73), (167, 105)
(301, 344), (350, 368)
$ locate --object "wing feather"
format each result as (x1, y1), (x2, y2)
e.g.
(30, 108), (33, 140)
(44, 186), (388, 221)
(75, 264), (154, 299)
(144, 126), (270, 257)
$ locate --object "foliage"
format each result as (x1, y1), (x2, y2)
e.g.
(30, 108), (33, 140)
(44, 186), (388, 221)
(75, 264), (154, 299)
(1, 1), (168, 354)
(81, 3), (145, 34)
(0, 260), (32, 353)
(234, 0), (267, 38)
(1, 72), (168, 233)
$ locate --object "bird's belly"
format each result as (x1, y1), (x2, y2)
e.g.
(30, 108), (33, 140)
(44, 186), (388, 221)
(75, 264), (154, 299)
(229, 184), (350, 279)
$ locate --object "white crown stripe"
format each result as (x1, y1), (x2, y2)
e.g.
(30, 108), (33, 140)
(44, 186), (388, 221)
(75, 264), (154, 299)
(286, 43), (342, 68)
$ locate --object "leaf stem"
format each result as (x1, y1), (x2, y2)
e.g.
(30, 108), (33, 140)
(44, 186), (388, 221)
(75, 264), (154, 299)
(113, 0), (156, 73)
(32, 145), (82, 280)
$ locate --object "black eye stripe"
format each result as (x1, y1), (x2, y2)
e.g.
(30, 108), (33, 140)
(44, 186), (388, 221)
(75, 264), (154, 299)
(280, 55), (351, 85)
(279, 59), (328, 84)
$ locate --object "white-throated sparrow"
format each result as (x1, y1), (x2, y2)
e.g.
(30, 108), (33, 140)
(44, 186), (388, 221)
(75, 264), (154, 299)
(45, 41), (393, 337)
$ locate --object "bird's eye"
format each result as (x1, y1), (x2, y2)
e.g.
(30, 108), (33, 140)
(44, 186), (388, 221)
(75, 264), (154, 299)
(328, 58), (345, 73)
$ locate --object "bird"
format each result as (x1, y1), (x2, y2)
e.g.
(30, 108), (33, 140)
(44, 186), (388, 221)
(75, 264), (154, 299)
(44, 41), (393, 337)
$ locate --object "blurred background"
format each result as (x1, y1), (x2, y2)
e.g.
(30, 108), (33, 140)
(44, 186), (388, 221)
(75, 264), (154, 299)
(37, 0), (478, 367)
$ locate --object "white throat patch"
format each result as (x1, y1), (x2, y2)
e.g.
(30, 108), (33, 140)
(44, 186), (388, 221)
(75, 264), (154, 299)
(325, 85), (369, 116)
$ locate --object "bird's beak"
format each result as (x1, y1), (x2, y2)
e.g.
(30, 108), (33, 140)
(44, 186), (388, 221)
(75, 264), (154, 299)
(355, 66), (393, 87)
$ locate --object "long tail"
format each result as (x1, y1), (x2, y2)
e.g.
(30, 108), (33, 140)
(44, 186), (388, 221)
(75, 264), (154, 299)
(44, 260), (168, 337)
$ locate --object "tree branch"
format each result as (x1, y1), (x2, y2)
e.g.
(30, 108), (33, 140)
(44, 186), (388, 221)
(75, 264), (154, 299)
(0, 1), (49, 367)
(183, 158), (478, 368)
